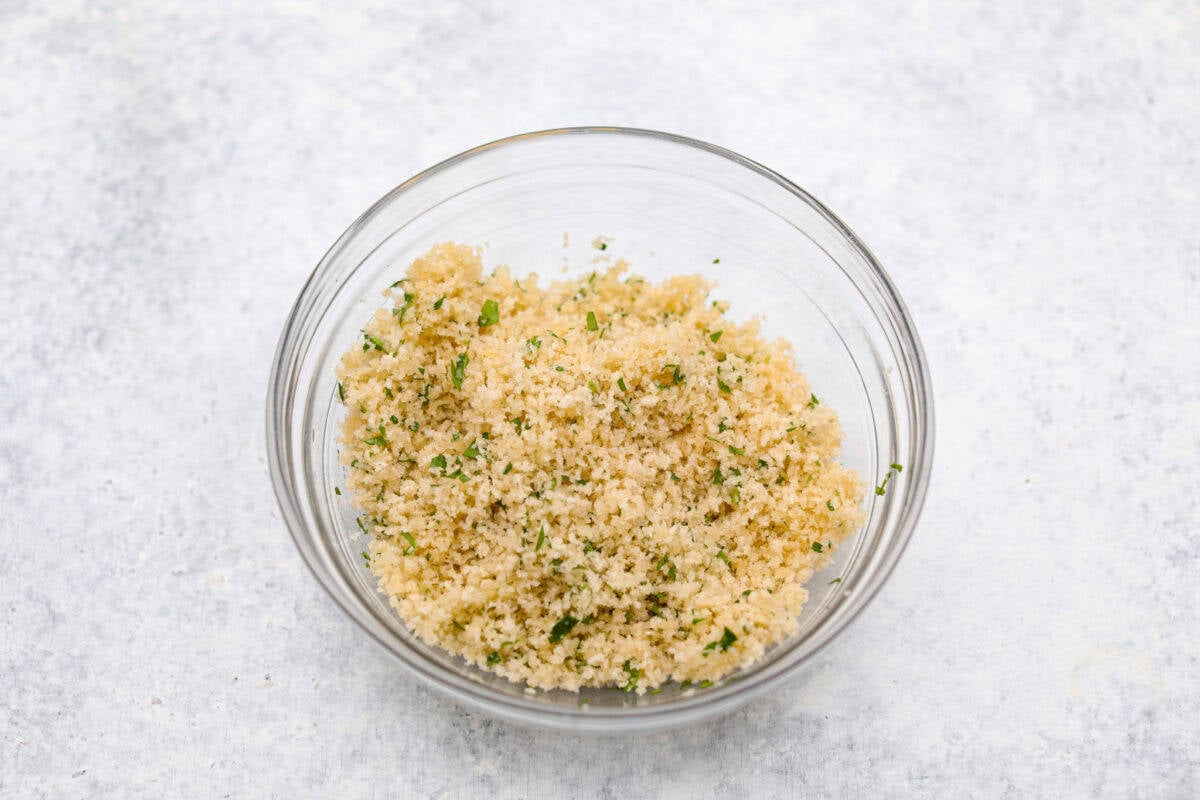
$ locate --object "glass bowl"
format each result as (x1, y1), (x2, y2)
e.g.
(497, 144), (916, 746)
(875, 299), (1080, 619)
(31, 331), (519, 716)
(266, 127), (934, 732)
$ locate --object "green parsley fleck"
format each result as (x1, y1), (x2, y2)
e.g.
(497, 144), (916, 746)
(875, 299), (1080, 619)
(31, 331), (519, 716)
(429, 454), (447, 472)
(361, 550), (370, 565)
(807, 393), (820, 409)
(713, 466), (725, 485)
(891, 462), (904, 472)
(669, 471), (681, 482)
(710, 330), (723, 343)
(355, 517), (368, 535)
(548, 614), (579, 644)
(336, 382), (346, 402)
(622, 660), (640, 692)
(827, 499), (836, 511)
(758, 458), (769, 468)
(334, 486), (342, 496)
(503, 462), (513, 475)
(399, 531), (417, 553)
(527, 335), (542, 349)
(362, 331), (385, 352)
(364, 426), (388, 447)
(389, 415), (399, 425)
(392, 292), (415, 325)
(657, 363), (685, 389)
(583, 540), (597, 553)
(656, 554), (677, 581)
(478, 299), (499, 327)
(703, 627), (738, 654)
(729, 486), (740, 506)
(829, 577), (842, 585)
(588, 380), (599, 394)
(585, 311), (599, 332)
(599, 242), (608, 251)
(728, 445), (744, 456)
(811, 541), (824, 553)
(433, 296), (445, 310)
(716, 550), (731, 568)
(535, 526), (546, 551)
(617, 376), (627, 392)
(462, 439), (479, 460)
(451, 353), (469, 389)
(712, 258), (720, 264)
(486, 651), (501, 665)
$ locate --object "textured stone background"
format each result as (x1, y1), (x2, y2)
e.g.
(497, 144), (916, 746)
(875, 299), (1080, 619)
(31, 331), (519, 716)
(2, 1), (1198, 797)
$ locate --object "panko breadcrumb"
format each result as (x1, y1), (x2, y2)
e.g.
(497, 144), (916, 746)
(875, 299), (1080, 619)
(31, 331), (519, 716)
(336, 242), (863, 692)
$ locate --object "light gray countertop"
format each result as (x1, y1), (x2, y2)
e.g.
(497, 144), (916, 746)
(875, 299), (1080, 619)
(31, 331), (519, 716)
(2, 2), (1197, 797)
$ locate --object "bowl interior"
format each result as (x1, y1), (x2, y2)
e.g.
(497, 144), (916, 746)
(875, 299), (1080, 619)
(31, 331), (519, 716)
(273, 129), (929, 729)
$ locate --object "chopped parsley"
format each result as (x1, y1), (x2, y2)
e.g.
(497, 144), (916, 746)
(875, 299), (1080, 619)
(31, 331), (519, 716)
(502, 462), (513, 475)
(389, 415), (399, 424)
(807, 393), (820, 409)
(717, 375), (732, 394)
(462, 439), (479, 460)
(876, 463), (902, 495)
(811, 541), (824, 553)
(334, 486), (341, 496)
(336, 382), (345, 402)
(355, 517), (368, 535)
(728, 445), (744, 456)
(657, 363), (685, 389)
(429, 454), (447, 472)
(450, 353), (469, 389)
(617, 376), (627, 392)
(656, 554), (677, 581)
(599, 242), (608, 251)
(669, 471), (681, 482)
(392, 291), (415, 325)
(478, 299), (499, 327)
(758, 458), (769, 468)
(399, 531), (417, 554)
(362, 331), (385, 352)
(703, 627), (738, 654)
(433, 296), (445, 310)
(588, 380), (599, 394)
(548, 614), (579, 644)
(583, 540), (598, 553)
(709, 330), (723, 343)
(586, 311), (599, 331)
(364, 426), (388, 447)
(712, 258), (720, 264)
(535, 526), (546, 551)
(716, 550), (731, 568)
(622, 660), (640, 692)
(526, 335), (542, 349)
(361, 550), (370, 565)
(486, 651), (501, 665)
(829, 577), (842, 585)
(826, 499), (836, 511)
(729, 486), (740, 505)
(713, 466), (725, 485)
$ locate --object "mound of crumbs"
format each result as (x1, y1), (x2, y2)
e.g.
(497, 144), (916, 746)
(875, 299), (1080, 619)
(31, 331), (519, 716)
(336, 242), (864, 692)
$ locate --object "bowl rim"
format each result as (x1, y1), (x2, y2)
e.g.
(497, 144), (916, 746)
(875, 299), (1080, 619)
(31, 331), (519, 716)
(266, 126), (935, 731)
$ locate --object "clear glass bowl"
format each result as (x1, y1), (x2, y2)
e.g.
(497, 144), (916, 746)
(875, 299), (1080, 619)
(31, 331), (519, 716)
(266, 127), (934, 732)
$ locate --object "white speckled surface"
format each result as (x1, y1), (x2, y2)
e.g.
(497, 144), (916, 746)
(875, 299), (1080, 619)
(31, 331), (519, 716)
(2, 1), (1198, 797)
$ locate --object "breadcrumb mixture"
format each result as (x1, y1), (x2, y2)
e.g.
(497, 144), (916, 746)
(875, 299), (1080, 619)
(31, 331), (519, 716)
(336, 243), (863, 692)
